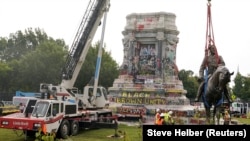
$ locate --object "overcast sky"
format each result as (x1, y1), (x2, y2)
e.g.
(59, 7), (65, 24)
(1, 0), (249, 86)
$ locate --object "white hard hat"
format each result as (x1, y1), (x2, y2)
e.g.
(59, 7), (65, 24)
(168, 111), (173, 115)
(160, 113), (164, 117)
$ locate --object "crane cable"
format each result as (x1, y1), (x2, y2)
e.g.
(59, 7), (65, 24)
(205, 0), (220, 66)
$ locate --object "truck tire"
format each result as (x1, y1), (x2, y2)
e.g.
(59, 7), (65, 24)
(24, 130), (36, 137)
(70, 120), (79, 136)
(58, 119), (70, 139)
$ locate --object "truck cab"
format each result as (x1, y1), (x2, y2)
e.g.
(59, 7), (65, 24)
(79, 85), (109, 109)
(39, 83), (110, 110)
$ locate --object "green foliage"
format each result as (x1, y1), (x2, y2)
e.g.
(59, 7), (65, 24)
(35, 128), (56, 141)
(0, 62), (12, 92)
(13, 41), (66, 92)
(178, 69), (199, 99)
(0, 28), (52, 62)
(75, 41), (119, 89)
(0, 37), (8, 55)
(0, 28), (119, 94)
(232, 72), (250, 101)
(0, 28), (67, 92)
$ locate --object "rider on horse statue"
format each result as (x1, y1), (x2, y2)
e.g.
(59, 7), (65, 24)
(195, 44), (232, 103)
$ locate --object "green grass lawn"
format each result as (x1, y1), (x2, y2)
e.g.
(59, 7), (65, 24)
(0, 118), (249, 141)
(233, 117), (250, 124)
(0, 124), (142, 141)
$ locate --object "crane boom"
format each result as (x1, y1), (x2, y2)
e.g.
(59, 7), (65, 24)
(61, 0), (110, 89)
(92, 8), (108, 106)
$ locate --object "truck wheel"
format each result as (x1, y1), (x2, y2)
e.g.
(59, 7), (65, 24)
(70, 120), (79, 136)
(58, 120), (70, 139)
(24, 130), (36, 137)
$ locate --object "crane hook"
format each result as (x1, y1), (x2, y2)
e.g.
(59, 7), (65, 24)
(207, 0), (211, 6)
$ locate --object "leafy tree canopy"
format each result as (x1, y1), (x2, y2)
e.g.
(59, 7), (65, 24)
(0, 28), (119, 94)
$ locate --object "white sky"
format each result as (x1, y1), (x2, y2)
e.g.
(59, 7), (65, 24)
(1, 0), (249, 86)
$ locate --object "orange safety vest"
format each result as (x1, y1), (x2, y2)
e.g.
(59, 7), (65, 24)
(158, 118), (163, 125)
(155, 113), (162, 125)
(42, 124), (47, 134)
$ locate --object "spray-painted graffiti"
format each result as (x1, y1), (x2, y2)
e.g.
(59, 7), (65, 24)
(166, 99), (185, 105)
(114, 97), (185, 106)
(117, 106), (146, 115)
(121, 92), (150, 97)
(135, 17), (159, 31)
(120, 91), (166, 98)
(115, 97), (166, 105)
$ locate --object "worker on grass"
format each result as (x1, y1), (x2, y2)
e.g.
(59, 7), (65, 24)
(155, 108), (163, 125)
(161, 111), (174, 125)
(223, 110), (230, 125)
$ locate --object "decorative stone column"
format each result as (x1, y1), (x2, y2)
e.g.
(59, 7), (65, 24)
(156, 31), (164, 77)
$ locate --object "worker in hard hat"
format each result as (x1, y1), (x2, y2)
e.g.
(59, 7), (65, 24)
(161, 111), (175, 125)
(160, 112), (166, 125)
(223, 110), (230, 125)
(154, 108), (163, 125)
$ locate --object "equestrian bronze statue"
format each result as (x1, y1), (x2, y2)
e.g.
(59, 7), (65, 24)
(202, 66), (234, 124)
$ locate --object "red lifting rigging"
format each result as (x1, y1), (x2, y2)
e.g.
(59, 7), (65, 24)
(204, 0), (220, 66)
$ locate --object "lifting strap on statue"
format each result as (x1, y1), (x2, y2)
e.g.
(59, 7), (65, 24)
(203, 0), (222, 107)
(204, 0), (219, 66)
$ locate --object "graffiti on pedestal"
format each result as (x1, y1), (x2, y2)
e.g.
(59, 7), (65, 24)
(117, 105), (146, 116)
(110, 91), (185, 106)
(130, 44), (157, 76)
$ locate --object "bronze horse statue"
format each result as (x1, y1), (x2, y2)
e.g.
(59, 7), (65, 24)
(202, 66), (234, 125)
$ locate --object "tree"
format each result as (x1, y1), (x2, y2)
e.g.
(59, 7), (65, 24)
(233, 73), (244, 98)
(178, 69), (199, 99)
(0, 37), (8, 60)
(0, 28), (119, 94)
(0, 28), (67, 93)
(11, 40), (67, 92)
(0, 61), (12, 92)
(75, 41), (119, 90)
(232, 72), (250, 101)
(0, 28), (49, 62)
(241, 78), (250, 100)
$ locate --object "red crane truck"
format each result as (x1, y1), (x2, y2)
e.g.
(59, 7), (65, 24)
(0, 0), (117, 139)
